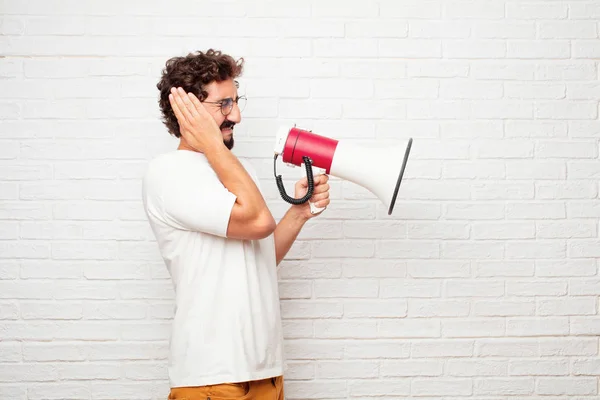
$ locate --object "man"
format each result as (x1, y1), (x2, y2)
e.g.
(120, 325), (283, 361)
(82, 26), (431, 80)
(142, 49), (330, 400)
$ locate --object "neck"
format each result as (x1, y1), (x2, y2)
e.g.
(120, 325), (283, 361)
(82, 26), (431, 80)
(177, 139), (198, 152)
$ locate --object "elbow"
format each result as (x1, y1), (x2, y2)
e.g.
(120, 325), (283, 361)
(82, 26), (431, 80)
(250, 211), (276, 240)
(227, 204), (276, 241)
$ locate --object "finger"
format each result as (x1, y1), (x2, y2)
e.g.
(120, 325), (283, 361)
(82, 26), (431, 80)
(169, 92), (188, 125)
(303, 174), (327, 187)
(187, 92), (210, 116)
(177, 87), (200, 119)
(171, 88), (194, 124)
(312, 198), (330, 208)
(316, 174), (329, 185)
(313, 183), (330, 194)
(311, 191), (329, 202)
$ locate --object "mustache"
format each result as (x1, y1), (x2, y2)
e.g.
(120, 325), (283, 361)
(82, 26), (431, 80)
(220, 120), (235, 130)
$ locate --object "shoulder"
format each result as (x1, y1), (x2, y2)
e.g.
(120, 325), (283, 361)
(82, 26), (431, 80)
(149, 150), (210, 169)
(145, 150), (210, 179)
(143, 150), (214, 194)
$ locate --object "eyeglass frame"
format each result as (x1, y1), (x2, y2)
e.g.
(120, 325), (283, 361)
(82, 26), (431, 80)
(203, 95), (247, 116)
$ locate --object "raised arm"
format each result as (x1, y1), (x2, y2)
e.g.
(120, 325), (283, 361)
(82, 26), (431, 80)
(168, 87), (275, 240)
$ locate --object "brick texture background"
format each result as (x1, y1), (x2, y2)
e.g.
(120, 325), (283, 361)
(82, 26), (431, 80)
(1, 0), (600, 399)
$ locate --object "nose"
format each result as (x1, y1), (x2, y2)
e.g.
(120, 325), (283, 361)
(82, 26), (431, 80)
(227, 102), (242, 124)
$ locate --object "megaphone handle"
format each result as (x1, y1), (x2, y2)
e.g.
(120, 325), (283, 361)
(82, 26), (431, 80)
(309, 166), (327, 214)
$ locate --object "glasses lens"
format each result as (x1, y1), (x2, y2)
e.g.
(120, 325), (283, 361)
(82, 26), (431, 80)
(221, 98), (234, 115)
(237, 96), (247, 113)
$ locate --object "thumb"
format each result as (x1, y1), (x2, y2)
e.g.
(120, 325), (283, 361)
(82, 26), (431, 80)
(296, 176), (308, 188)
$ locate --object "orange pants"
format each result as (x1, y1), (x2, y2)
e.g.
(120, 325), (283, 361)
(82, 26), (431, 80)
(168, 376), (284, 400)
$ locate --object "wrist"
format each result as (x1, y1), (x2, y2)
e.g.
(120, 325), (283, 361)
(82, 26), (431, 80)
(203, 139), (227, 156)
(289, 204), (310, 223)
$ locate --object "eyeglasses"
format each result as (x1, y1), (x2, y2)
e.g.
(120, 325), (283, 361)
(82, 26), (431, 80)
(203, 95), (247, 116)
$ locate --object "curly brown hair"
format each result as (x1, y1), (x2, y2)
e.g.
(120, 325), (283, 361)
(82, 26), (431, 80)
(156, 49), (244, 138)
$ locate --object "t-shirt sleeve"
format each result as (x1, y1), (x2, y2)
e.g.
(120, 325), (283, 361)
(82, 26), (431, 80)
(160, 172), (237, 238)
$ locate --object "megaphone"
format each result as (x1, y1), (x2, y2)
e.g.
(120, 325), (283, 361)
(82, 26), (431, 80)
(273, 125), (413, 215)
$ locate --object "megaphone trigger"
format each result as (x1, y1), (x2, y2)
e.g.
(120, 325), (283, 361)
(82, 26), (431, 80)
(309, 165), (328, 214)
(309, 201), (327, 215)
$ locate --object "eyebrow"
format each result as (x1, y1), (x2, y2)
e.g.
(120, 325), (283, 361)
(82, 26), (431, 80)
(215, 95), (240, 102)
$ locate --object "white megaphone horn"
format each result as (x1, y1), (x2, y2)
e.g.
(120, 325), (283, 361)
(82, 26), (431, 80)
(273, 125), (413, 215)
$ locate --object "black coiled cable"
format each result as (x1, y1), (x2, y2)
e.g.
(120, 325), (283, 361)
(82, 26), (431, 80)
(274, 154), (315, 205)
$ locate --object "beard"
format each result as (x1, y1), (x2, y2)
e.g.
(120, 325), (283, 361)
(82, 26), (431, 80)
(224, 137), (234, 150)
(221, 120), (235, 150)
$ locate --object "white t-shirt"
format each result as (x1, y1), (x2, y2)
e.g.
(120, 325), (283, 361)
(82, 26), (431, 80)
(142, 149), (284, 388)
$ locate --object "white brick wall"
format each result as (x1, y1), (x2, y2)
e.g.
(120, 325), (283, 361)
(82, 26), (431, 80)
(1, 0), (599, 399)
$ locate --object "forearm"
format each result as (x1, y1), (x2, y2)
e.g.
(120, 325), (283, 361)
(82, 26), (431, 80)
(204, 142), (271, 219)
(274, 206), (308, 265)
